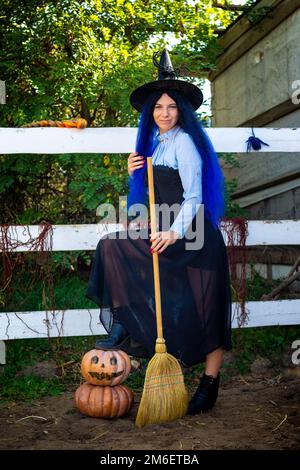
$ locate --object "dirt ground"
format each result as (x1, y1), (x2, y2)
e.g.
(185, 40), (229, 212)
(0, 365), (299, 451)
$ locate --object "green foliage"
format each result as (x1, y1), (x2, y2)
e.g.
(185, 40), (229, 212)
(245, 267), (278, 301)
(0, 152), (129, 224)
(2, 256), (281, 314)
(0, 0), (247, 225)
(232, 264), (291, 304)
(219, 153), (247, 218)
(0, 254), (95, 312)
(224, 178), (247, 218)
(247, 6), (274, 27)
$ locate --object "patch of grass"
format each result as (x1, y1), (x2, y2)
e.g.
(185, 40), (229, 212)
(186, 324), (300, 380)
(0, 375), (64, 402)
(0, 336), (96, 402)
(230, 324), (300, 374)
(125, 358), (147, 391)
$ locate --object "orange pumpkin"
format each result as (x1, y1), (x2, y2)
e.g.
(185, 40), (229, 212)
(81, 349), (131, 386)
(74, 382), (134, 418)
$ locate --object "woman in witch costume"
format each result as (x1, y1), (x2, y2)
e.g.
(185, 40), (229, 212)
(86, 49), (232, 414)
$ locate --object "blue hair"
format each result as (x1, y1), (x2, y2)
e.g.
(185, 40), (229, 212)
(127, 97), (158, 209)
(128, 89), (225, 229)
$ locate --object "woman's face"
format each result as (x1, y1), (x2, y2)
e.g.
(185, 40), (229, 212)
(153, 93), (179, 134)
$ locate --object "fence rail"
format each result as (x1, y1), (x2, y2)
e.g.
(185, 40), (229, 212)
(1, 300), (300, 343)
(1, 220), (300, 252)
(1, 127), (300, 154)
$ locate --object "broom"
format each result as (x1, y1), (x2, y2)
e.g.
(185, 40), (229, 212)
(135, 156), (188, 427)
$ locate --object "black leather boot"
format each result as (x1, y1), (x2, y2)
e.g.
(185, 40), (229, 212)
(187, 373), (220, 415)
(94, 317), (130, 350)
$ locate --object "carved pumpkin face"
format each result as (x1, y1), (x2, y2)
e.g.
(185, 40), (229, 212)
(74, 382), (134, 418)
(81, 349), (131, 386)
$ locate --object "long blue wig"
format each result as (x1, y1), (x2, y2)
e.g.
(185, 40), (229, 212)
(128, 89), (225, 229)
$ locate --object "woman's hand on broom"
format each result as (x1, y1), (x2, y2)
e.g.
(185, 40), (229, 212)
(150, 231), (180, 254)
(128, 152), (145, 176)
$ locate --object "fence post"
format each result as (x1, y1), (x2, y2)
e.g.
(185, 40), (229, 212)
(0, 80), (6, 105)
(0, 341), (6, 365)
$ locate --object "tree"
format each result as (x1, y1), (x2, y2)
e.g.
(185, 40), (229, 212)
(0, 0), (251, 224)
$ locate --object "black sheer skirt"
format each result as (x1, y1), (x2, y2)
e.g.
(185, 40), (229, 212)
(86, 166), (232, 367)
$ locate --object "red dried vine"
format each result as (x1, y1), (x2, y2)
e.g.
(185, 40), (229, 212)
(220, 217), (249, 328)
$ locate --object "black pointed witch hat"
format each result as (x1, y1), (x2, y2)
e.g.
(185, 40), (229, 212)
(129, 49), (203, 112)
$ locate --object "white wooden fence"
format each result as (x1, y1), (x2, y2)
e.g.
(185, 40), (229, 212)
(1, 127), (300, 364)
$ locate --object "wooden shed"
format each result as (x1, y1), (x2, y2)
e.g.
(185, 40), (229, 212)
(209, 0), (300, 221)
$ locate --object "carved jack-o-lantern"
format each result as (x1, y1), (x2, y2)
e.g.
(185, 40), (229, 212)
(81, 349), (131, 386)
(74, 382), (134, 418)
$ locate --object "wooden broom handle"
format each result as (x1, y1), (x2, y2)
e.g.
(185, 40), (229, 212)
(147, 157), (164, 339)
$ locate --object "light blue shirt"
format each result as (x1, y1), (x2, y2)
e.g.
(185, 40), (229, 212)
(152, 125), (203, 238)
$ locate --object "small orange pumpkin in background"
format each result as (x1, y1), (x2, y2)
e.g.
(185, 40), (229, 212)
(74, 382), (134, 418)
(81, 349), (131, 386)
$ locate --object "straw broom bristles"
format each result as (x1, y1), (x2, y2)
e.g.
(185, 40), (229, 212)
(135, 157), (188, 427)
(135, 338), (188, 427)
